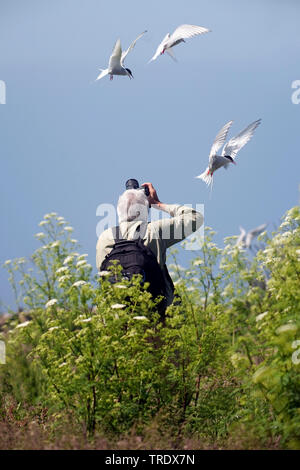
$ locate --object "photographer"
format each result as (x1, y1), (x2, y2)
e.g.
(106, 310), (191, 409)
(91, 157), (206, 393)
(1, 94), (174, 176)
(96, 180), (203, 316)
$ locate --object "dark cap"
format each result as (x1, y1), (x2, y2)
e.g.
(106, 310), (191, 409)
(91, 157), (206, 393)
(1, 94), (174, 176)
(125, 179), (139, 190)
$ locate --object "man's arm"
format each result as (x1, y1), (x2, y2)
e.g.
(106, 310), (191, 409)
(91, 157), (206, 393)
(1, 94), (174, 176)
(142, 182), (203, 248)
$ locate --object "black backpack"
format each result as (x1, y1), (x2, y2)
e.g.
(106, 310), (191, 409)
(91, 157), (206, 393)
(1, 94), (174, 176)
(100, 227), (167, 306)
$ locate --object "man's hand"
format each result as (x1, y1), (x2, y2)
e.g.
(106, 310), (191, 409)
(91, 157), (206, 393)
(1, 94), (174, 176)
(141, 182), (161, 206)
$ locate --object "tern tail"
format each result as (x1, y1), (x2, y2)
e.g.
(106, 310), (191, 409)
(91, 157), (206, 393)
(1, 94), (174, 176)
(95, 68), (109, 81)
(196, 168), (213, 186)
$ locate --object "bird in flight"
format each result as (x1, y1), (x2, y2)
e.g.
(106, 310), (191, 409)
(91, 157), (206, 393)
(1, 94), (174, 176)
(96, 31), (147, 81)
(149, 24), (211, 62)
(245, 223), (267, 249)
(236, 226), (247, 247)
(236, 224), (267, 250)
(196, 119), (262, 189)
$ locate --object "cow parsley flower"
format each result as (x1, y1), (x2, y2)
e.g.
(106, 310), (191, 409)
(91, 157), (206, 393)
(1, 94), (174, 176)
(77, 254), (88, 260)
(48, 326), (59, 332)
(16, 321), (31, 329)
(58, 275), (70, 284)
(256, 311), (269, 322)
(98, 271), (110, 277)
(45, 299), (58, 308)
(193, 259), (204, 266)
(276, 324), (297, 334)
(56, 266), (69, 274)
(72, 280), (87, 288)
(50, 241), (61, 248)
(76, 260), (87, 268)
(111, 303), (126, 309)
(63, 255), (74, 265)
(35, 232), (45, 239)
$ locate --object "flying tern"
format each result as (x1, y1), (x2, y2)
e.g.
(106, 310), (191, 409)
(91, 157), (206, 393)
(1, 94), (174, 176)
(245, 223), (267, 249)
(236, 224), (267, 249)
(196, 119), (262, 188)
(149, 24), (211, 62)
(96, 31), (147, 81)
(236, 226), (247, 247)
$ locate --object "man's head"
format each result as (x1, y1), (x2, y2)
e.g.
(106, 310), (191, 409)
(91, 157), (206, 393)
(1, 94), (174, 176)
(117, 189), (149, 224)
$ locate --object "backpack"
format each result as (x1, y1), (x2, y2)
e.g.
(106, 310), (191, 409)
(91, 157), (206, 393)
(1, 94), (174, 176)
(100, 226), (167, 307)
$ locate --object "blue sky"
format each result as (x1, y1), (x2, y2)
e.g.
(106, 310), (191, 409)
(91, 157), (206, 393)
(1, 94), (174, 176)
(1, 0), (300, 310)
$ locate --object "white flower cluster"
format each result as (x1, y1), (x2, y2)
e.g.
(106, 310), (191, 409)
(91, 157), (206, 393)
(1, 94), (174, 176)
(50, 241), (61, 248)
(76, 260), (87, 268)
(193, 259), (204, 266)
(45, 299), (58, 308)
(256, 311), (269, 322)
(48, 326), (59, 332)
(56, 266), (69, 274)
(76, 260), (92, 270)
(77, 254), (88, 261)
(276, 323), (298, 334)
(35, 232), (45, 239)
(72, 280), (87, 288)
(58, 275), (70, 284)
(98, 271), (110, 277)
(16, 321), (31, 329)
(63, 255), (74, 265)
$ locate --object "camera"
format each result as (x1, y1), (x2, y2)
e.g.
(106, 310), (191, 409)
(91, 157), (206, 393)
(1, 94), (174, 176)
(125, 178), (150, 197)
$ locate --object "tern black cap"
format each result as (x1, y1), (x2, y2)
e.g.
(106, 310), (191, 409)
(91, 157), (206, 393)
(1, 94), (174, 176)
(125, 179), (139, 190)
(125, 179), (149, 197)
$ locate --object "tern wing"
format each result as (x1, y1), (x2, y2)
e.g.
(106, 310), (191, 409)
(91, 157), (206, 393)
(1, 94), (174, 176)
(245, 223), (267, 248)
(222, 119), (261, 160)
(236, 226), (246, 246)
(95, 68), (109, 81)
(121, 30), (147, 66)
(108, 39), (122, 71)
(169, 24), (211, 45)
(148, 32), (170, 62)
(165, 48), (177, 61)
(248, 223), (267, 238)
(208, 120), (233, 163)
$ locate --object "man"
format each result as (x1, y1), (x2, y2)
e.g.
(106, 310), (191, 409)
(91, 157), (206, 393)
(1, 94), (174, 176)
(96, 182), (203, 310)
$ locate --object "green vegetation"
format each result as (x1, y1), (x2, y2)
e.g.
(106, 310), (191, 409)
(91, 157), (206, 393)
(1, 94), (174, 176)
(0, 207), (300, 450)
